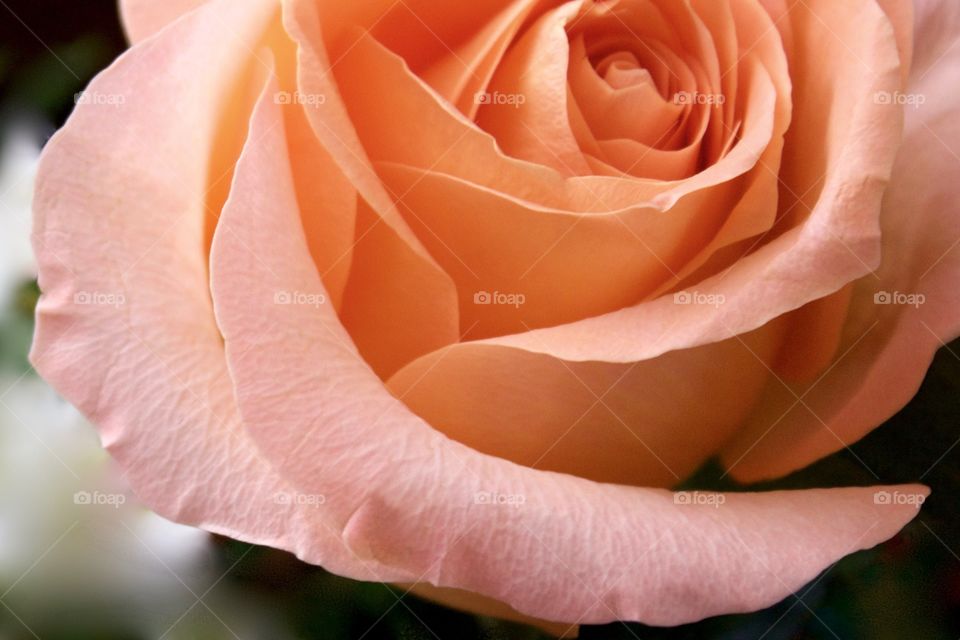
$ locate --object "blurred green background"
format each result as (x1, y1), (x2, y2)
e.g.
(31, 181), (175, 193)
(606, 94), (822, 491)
(1, 1), (958, 638)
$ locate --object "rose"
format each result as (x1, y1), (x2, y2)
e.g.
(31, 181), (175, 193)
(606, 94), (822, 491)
(33, 0), (958, 630)
(31, 0), (957, 631)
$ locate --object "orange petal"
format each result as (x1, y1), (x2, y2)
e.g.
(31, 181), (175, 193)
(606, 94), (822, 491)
(387, 325), (785, 488)
(338, 198), (460, 379)
(476, 0), (902, 364)
(476, 1), (592, 175)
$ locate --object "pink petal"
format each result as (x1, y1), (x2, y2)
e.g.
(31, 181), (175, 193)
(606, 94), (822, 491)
(119, 0), (207, 42)
(31, 0), (388, 581)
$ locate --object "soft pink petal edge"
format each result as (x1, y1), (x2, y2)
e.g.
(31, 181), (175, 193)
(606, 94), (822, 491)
(119, 0), (208, 42)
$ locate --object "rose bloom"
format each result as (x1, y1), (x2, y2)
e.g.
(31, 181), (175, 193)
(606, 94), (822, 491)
(31, 0), (959, 632)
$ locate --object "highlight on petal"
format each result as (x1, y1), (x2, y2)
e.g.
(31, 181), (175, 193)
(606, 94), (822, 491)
(119, 0), (207, 42)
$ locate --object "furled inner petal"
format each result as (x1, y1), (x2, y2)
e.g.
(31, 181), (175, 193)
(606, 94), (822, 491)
(467, 0), (903, 366)
(476, 0), (593, 175)
(282, 0), (462, 378)
(335, 19), (780, 340)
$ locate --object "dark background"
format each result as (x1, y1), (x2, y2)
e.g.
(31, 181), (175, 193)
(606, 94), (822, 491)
(1, 1), (958, 638)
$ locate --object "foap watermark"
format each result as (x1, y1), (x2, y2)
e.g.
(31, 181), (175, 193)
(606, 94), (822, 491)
(74, 291), (126, 308)
(673, 290), (725, 308)
(674, 491), (726, 508)
(273, 491), (326, 508)
(74, 91), (126, 107)
(474, 91), (526, 108)
(873, 490), (925, 506)
(274, 90), (327, 106)
(673, 91), (725, 106)
(874, 290), (925, 308)
(274, 290), (326, 307)
(474, 491), (526, 507)
(74, 490), (126, 509)
(474, 290), (525, 308)
(874, 91), (925, 108)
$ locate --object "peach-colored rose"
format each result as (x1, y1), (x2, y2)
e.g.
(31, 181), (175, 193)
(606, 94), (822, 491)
(31, 0), (959, 631)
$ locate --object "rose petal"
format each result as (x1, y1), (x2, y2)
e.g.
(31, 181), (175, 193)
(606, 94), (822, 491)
(31, 0), (387, 580)
(342, 27), (779, 338)
(281, 0), (461, 377)
(386, 326), (784, 487)
(119, 0), (207, 42)
(418, 0), (539, 117)
(209, 79), (928, 625)
(722, 0), (960, 481)
(476, 1), (592, 175)
(334, 22), (774, 213)
(567, 36), (686, 149)
(338, 197), (461, 379)
(271, 30), (357, 310)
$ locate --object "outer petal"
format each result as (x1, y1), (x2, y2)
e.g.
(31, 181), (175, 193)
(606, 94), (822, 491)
(31, 0), (389, 582)
(722, 0), (960, 481)
(209, 82), (928, 625)
(119, 0), (207, 42)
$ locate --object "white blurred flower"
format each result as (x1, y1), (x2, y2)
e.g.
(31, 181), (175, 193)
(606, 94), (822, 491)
(0, 127), (40, 309)
(0, 374), (215, 636)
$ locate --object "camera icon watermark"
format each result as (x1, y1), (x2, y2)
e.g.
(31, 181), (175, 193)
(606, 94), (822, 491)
(873, 490), (925, 506)
(873, 91), (925, 108)
(673, 491), (726, 508)
(74, 91), (126, 107)
(473, 290), (526, 308)
(474, 491), (526, 507)
(73, 490), (126, 509)
(272, 491), (326, 508)
(873, 290), (925, 308)
(673, 91), (725, 106)
(274, 91), (327, 106)
(474, 91), (526, 108)
(274, 290), (326, 307)
(73, 291), (126, 308)
(673, 290), (725, 308)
